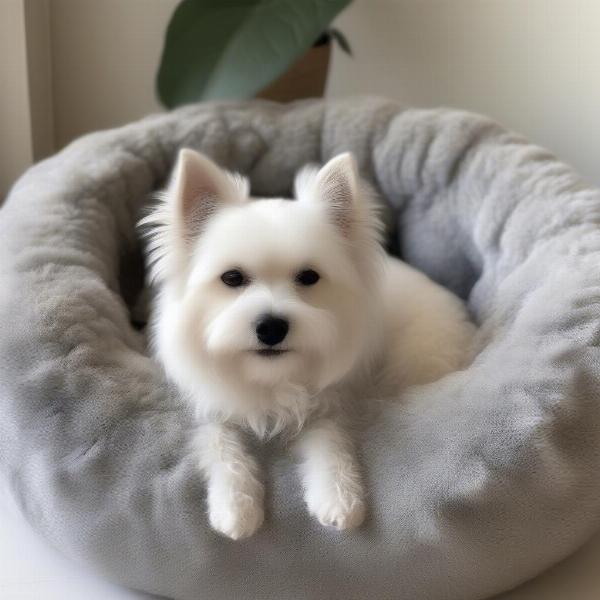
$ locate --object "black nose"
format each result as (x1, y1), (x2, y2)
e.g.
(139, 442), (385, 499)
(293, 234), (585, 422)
(256, 315), (289, 346)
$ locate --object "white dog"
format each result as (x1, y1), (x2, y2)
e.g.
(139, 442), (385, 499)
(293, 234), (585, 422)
(141, 149), (475, 540)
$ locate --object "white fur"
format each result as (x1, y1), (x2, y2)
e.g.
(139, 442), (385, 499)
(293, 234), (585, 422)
(140, 149), (476, 539)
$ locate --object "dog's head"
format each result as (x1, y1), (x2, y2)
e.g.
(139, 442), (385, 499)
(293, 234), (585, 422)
(143, 149), (383, 400)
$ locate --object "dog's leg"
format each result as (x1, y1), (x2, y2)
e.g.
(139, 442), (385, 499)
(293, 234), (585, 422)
(196, 422), (264, 540)
(295, 418), (366, 530)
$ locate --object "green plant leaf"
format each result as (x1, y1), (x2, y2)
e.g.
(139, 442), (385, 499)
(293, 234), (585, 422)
(157, 0), (353, 108)
(328, 27), (352, 56)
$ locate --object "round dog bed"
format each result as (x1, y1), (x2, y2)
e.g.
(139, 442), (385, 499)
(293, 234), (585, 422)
(1, 96), (600, 600)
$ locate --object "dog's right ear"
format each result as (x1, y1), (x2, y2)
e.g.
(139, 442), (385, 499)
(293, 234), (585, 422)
(170, 148), (249, 238)
(139, 149), (248, 283)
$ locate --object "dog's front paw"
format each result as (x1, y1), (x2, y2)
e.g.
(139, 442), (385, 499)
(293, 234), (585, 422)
(306, 485), (366, 530)
(209, 499), (264, 540)
(208, 483), (264, 540)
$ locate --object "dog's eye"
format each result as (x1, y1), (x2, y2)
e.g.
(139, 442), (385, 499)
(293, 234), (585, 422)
(221, 269), (247, 287)
(296, 269), (320, 286)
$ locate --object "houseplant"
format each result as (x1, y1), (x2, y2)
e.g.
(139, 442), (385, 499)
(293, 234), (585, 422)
(157, 0), (352, 108)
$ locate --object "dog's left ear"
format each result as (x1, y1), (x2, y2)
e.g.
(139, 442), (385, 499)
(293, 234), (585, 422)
(314, 153), (360, 236)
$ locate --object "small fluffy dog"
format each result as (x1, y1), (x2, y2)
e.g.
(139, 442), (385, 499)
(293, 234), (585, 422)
(141, 149), (475, 540)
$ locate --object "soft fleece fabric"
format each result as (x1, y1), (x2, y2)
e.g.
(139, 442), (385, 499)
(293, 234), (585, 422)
(1, 97), (600, 600)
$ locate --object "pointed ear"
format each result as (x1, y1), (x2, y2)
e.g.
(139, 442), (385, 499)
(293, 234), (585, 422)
(139, 150), (248, 284)
(170, 148), (247, 237)
(314, 153), (359, 235)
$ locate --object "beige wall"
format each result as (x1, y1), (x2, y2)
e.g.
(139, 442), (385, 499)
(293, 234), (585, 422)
(0, 0), (34, 198)
(0, 0), (53, 198)
(2, 0), (600, 197)
(328, 0), (600, 186)
(50, 0), (177, 149)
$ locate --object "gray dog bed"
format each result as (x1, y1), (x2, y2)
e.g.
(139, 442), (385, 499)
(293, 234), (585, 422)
(1, 96), (600, 600)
